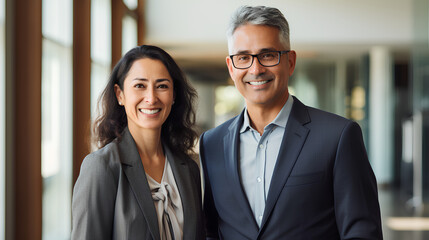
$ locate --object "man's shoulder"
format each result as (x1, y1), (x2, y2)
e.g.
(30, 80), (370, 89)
(300, 105), (358, 136)
(292, 96), (350, 124)
(202, 114), (241, 140)
(290, 98), (352, 134)
(208, 114), (241, 133)
(306, 106), (350, 123)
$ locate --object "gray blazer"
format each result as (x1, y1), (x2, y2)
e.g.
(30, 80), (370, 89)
(71, 128), (204, 240)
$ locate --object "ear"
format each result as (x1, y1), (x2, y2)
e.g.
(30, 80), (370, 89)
(114, 84), (124, 105)
(287, 50), (297, 76)
(226, 56), (236, 82)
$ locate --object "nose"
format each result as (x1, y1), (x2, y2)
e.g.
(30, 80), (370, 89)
(144, 87), (157, 104)
(248, 57), (266, 75)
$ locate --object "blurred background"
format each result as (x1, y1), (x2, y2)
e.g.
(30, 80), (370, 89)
(1, 0), (429, 239)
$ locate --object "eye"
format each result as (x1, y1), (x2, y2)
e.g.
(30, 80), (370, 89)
(157, 84), (169, 89)
(260, 52), (276, 60)
(134, 83), (145, 88)
(236, 55), (251, 61)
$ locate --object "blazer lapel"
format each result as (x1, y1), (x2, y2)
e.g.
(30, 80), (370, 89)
(224, 112), (259, 230)
(164, 146), (197, 240)
(260, 97), (310, 229)
(118, 128), (161, 240)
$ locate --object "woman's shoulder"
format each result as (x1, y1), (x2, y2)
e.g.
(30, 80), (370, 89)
(184, 155), (199, 170)
(166, 146), (199, 173)
(80, 140), (123, 177)
(181, 154), (200, 178)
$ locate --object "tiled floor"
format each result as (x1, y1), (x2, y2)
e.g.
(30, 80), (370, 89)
(379, 187), (429, 239)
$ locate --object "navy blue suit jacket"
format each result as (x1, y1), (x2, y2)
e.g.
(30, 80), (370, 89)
(199, 96), (383, 240)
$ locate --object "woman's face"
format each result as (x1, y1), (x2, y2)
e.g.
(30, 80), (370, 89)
(115, 58), (174, 133)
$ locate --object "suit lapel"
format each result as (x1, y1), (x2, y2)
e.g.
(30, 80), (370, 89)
(260, 97), (310, 229)
(164, 145), (196, 240)
(224, 112), (259, 230)
(118, 128), (161, 240)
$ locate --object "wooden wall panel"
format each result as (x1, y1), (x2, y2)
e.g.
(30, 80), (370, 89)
(137, 0), (146, 45)
(12, 0), (43, 239)
(72, 0), (92, 185)
(111, 0), (123, 66)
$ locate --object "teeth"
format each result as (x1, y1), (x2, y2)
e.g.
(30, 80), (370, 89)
(139, 109), (161, 114)
(249, 80), (269, 86)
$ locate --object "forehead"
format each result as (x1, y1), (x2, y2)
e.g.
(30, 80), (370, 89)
(230, 24), (283, 53)
(126, 58), (171, 78)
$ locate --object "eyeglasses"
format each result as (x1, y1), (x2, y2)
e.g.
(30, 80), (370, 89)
(229, 50), (291, 69)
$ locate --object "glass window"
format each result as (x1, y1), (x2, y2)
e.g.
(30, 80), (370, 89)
(41, 40), (73, 240)
(91, 0), (111, 119)
(91, 63), (110, 119)
(0, 0), (5, 238)
(91, 0), (111, 65)
(41, 0), (73, 239)
(123, 0), (138, 10)
(122, 14), (137, 55)
(42, 0), (72, 46)
(214, 85), (244, 126)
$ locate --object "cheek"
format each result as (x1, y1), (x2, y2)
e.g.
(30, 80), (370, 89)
(163, 104), (173, 121)
(123, 96), (136, 106)
(163, 94), (175, 110)
(277, 63), (290, 76)
(231, 70), (246, 84)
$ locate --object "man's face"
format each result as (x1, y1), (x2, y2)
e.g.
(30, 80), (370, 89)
(226, 24), (296, 110)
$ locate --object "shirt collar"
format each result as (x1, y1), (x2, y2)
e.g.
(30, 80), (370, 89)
(240, 107), (252, 133)
(240, 95), (294, 133)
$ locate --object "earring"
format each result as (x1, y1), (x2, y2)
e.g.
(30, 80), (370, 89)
(172, 100), (175, 105)
(119, 102), (122, 106)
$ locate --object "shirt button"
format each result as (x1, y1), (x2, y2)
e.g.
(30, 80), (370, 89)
(259, 215), (263, 221)
(257, 177), (262, 183)
(259, 144), (264, 149)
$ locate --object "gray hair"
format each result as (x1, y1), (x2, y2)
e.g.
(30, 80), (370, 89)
(227, 6), (290, 54)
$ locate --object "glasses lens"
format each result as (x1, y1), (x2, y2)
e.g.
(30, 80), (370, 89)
(232, 54), (253, 69)
(257, 51), (280, 67)
(231, 51), (282, 69)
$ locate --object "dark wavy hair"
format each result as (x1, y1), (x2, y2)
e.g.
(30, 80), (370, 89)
(94, 45), (198, 158)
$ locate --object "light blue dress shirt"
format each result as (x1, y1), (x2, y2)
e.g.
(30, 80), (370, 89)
(239, 95), (293, 228)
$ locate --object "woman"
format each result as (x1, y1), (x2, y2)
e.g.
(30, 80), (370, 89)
(71, 45), (204, 240)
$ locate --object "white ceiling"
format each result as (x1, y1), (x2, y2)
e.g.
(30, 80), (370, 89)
(144, 0), (414, 61)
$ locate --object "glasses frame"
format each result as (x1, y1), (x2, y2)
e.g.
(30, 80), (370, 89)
(229, 50), (291, 69)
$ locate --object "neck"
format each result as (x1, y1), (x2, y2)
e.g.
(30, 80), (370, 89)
(128, 125), (164, 161)
(128, 125), (166, 182)
(246, 94), (289, 135)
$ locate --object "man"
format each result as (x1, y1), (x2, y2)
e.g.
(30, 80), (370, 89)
(199, 5), (383, 240)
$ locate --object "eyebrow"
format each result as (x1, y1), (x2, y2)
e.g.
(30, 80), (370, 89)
(234, 48), (278, 55)
(132, 78), (172, 83)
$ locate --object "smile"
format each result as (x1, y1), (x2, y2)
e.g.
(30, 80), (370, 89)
(248, 80), (271, 86)
(139, 109), (161, 114)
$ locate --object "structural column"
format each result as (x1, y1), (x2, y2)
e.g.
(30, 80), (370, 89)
(10, 0), (43, 239)
(111, 0), (123, 66)
(73, 0), (91, 184)
(369, 46), (394, 184)
(137, 0), (146, 45)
